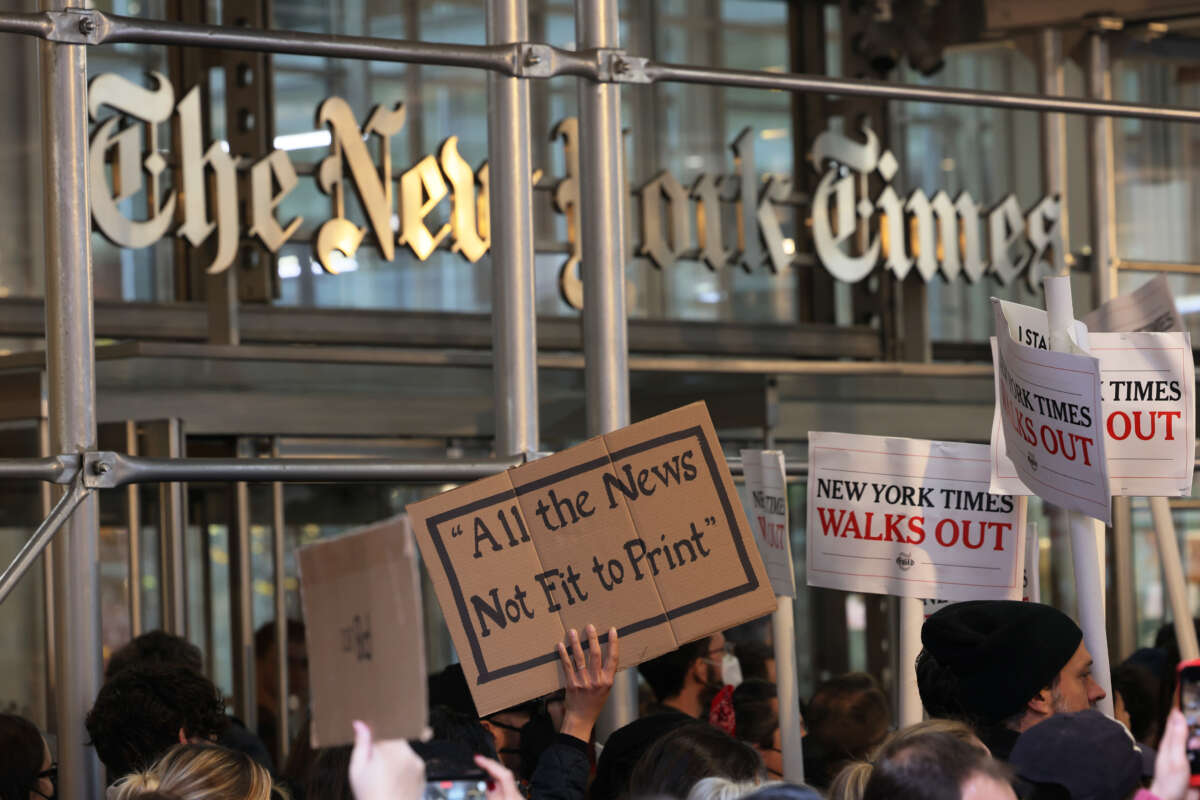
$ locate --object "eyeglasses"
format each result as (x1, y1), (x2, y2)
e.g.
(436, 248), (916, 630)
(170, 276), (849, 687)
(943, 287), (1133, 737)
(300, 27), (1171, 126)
(707, 642), (735, 658)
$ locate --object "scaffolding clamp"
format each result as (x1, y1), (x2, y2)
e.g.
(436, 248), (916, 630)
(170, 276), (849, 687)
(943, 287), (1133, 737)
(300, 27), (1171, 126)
(45, 8), (106, 45)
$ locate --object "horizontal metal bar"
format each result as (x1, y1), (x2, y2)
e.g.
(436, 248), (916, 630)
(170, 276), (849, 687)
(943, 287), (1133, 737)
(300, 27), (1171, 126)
(0, 11), (1198, 123)
(0, 11), (52, 38)
(545, 353), (997, 378)
(644, 61), (1200, 123)
(0, 298), (884, 361)
(64, 451), (810, 484)
(93, 11), (522, 72)
(726, 457), (807, 477)
(82, 452), (525, 488)
(0, 455), (79, 483)
(1117, 259), (1200, 274)
(0, 475), (87, 606)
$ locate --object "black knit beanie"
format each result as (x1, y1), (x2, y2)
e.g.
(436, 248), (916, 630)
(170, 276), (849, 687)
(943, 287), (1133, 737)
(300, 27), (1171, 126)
(920, 600), (1082, 724)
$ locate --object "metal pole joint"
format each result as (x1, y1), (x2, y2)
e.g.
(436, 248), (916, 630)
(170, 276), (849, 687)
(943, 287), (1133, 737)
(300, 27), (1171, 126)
(596, 49), (649, 83)
(45, 8), (104, 44)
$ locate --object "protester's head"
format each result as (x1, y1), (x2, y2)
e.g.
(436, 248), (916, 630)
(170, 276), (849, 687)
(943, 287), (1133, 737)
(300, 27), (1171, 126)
(1111, 661), (1161, 747)
(109, 743), (275, 800)
(254, 619), (309, 710)
(862, 731), (1015, 800)
(734, 642), (776, 683)
(1008, 709), (1145, 800)
(303, 745), (352, 800)
(629, 722), (765, 799)
(481, 698), (556, 782)
(828, 718), (986, 800)
(806, 673), (890, 764)
(915, 649), (969, 721)
(428, 706), (497, 760)
(921, 601), (1104, 731)
(106, 631), (205, 680)
(592, 711), (693, 800)
(86, 664), (228, 780)
(639, 634), (727, 718)
(740, 783), (822, 800)
(732, 680), (781, 778)
(0, 713), (53, 800)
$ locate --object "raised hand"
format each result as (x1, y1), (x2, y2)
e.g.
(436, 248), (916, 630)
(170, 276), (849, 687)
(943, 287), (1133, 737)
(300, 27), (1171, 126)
(556, 624), (620, 742)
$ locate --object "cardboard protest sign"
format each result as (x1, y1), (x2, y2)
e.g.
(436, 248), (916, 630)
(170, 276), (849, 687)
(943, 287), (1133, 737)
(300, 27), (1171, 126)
(1082, 274), (1183, 334)
(806, 432), (1027, 602)
(989, 299), (1111, 523)
(922, 521), (1040, 618)
(297, 515), (426, 747)
(740, 450), (796, 597)
(407, 403), (776, 715)
(990, 300), (1193, 498)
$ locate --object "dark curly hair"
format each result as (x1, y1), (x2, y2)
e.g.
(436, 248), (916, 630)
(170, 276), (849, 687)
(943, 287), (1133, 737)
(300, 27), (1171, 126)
(0, 713), (46, 800)
(637, 637), (712, 704)
(105, 631), (205, 681)
(86, 664), (227, 782)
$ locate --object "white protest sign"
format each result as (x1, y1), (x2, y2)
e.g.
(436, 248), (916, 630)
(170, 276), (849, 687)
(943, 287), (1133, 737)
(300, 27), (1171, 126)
(990, 301), (1193, 497)
(1092, 334), (1194, 496)
(807, 432), (1026, 602)
(921, 521), (1040, 617)
(1083, 274), (1183, 334)
(989, 299), (1111, 523)
(741, 450), (796, 597)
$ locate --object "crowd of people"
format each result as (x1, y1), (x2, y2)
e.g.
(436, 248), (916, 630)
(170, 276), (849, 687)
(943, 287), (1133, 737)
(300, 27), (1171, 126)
(1, 601), (1198, 800)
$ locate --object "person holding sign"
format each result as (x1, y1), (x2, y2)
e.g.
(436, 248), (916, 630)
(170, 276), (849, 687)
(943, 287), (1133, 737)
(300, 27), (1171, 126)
(918, 601), (1106, 762)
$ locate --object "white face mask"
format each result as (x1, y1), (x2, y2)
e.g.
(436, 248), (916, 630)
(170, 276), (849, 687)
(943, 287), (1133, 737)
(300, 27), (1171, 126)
(721, 652), (743, 688)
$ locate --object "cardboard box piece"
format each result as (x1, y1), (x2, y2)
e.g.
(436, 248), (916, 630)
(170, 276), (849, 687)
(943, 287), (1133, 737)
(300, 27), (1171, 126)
(408, 402), (777, 715)
(297, 515), (427, 746)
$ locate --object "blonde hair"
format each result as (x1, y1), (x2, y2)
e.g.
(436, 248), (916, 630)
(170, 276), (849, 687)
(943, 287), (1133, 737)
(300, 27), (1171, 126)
(109, 743), (279, 800)
(827, 719), (984, 800)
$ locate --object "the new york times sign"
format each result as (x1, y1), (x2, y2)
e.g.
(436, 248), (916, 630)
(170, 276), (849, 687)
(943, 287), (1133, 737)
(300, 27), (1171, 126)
(88, 72), (1064, 309)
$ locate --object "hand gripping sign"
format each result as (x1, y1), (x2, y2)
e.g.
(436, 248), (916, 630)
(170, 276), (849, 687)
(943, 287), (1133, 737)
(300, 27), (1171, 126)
(990, 299), (1194, 499)
(407, 403), (777, 715)
(989, 298), (1112, 523)
(806, 432), (1027, 602)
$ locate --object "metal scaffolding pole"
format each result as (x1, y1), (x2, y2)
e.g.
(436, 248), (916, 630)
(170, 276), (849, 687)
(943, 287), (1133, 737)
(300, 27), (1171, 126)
(38, 0), (102, 791)
(487, 0), (539, 459)
(1038, 29), (1069, 258)
(575, 0), (635, 737)
(1088, 32), (1119, 306)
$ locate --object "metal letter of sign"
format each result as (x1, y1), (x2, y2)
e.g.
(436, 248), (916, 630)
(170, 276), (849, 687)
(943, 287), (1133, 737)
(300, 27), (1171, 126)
(988, 195), (1029, 286)
(904, 190), (938, 282)
(929, 191), (960, 281)
(315, 99), (406, 273)
(876, 184), (912, 279)
(1024, 196), (1065, 291)
(398, 155), (451, 261)
(731, 128), (760, 272)
(954, 192), (986, 282)
(88, 71), (177, 250)
(249, 150), (303, 253)
(690, 173), (736, 271)
(810, 126), (882, 282)
(438, 136), (490, 264)
(176, 87), (238, 274)
(757, 176), (793, 274)
(639, 170), (694, 270)
(552, 118), (583, 309)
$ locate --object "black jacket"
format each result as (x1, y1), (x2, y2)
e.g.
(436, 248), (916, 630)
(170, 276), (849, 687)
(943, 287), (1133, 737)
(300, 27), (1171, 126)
(530, 734), (590, 800)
